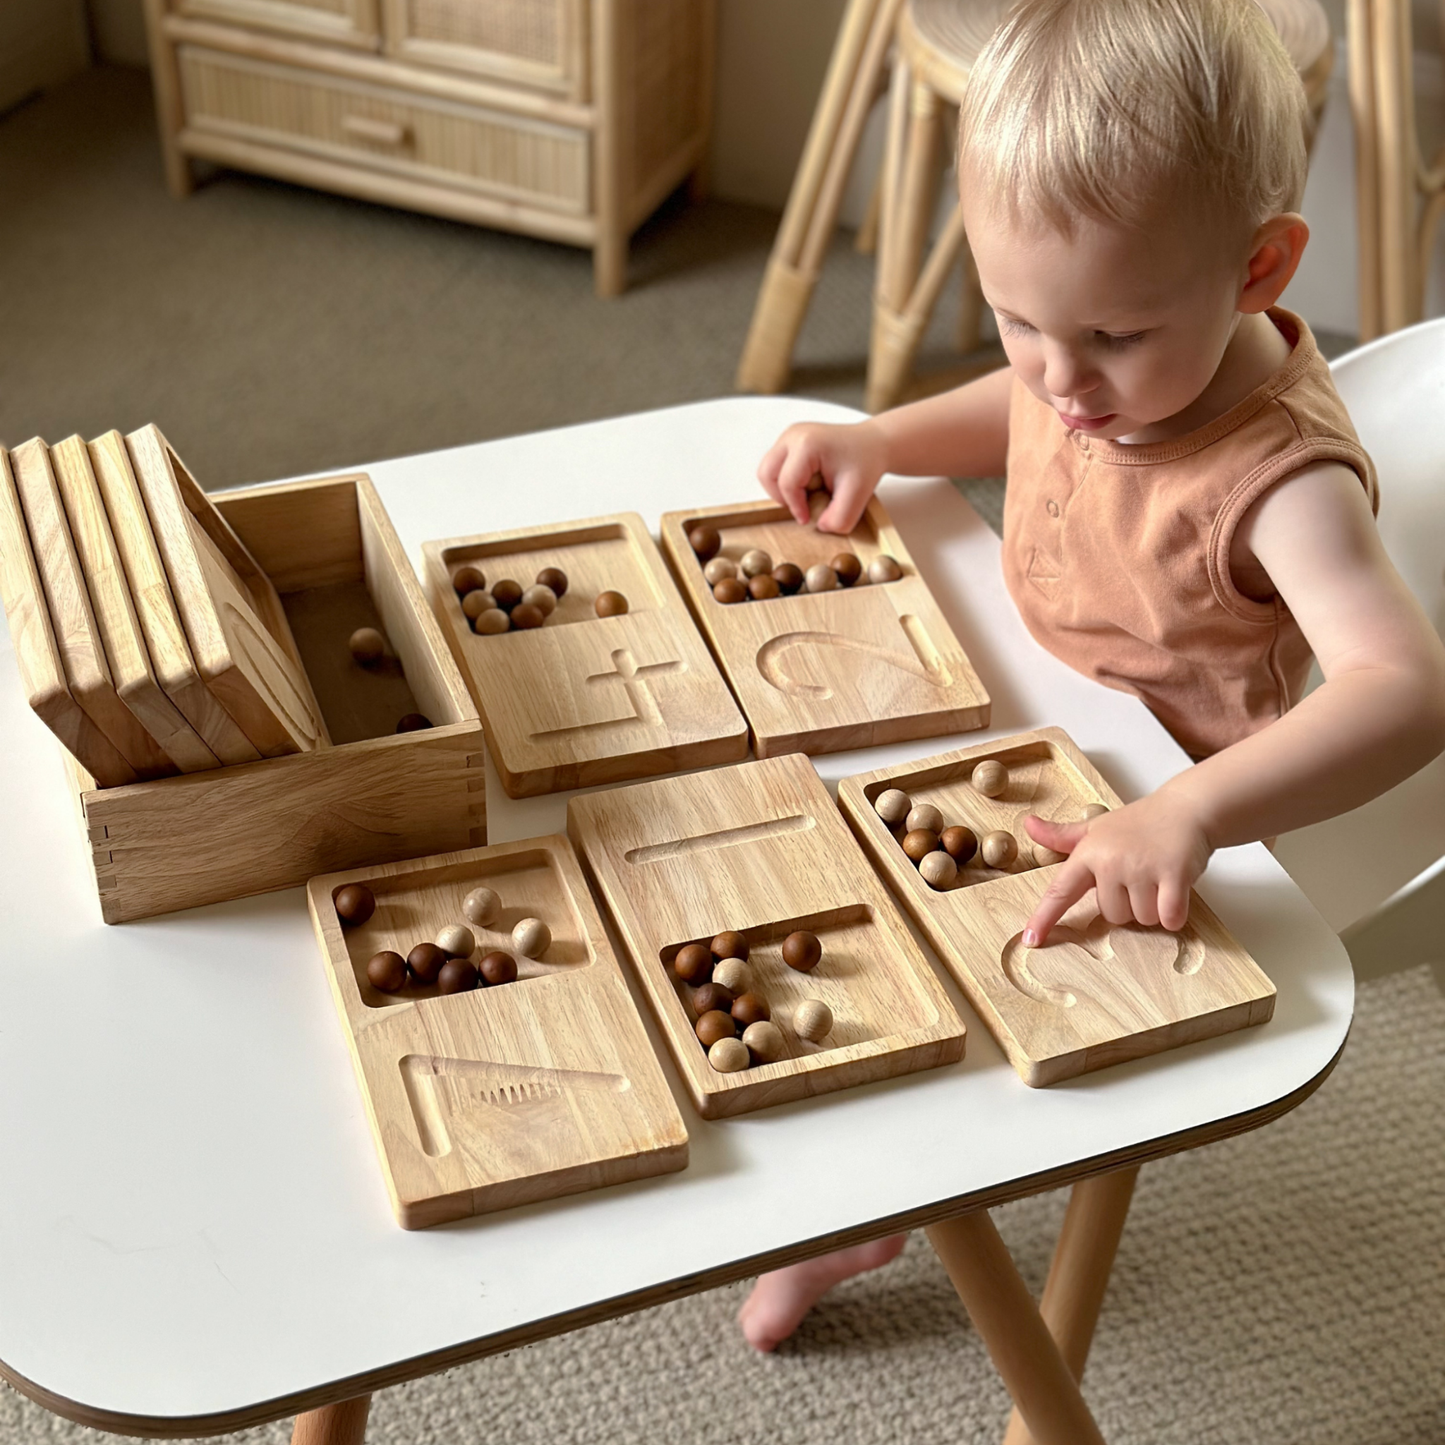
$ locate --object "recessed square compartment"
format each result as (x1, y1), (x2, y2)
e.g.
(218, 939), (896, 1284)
(308, 835), (689, 1228)
(568, 752), (967, 1119)
(838, 728), (1277, 1087)
(659, 494), (990, 757)
(424, 513), (747, 798)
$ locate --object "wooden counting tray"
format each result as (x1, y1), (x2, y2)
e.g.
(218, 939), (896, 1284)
(126, 424), (327, 759)
(567, 752), (966, 1119)
(837, 728), (1277, 1086)
(659, 494), (990, 756)
(307, 836), (689, 1228)
(423, 513), (748, 797)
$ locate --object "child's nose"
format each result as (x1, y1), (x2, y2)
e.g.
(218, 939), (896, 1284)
(1042, 345), (1098, 401)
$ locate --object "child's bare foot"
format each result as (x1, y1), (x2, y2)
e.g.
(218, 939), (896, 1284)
(737, 1233), (908, 1351)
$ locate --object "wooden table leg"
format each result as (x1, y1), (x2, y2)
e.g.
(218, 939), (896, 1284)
(1002, 1166), (1140, 1445)
(291, 1394), (372, 1445)
(926, 1210), (1109, 1445)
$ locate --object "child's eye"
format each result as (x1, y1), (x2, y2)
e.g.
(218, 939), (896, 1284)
(1098, 331), (1147, 349)
(998, 316), (1035, 338)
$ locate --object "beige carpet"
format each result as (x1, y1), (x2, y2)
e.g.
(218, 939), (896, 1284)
(3, 64), (1435, 1445)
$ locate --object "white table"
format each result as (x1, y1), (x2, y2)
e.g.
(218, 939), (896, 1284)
(0, 399), (1352, 1442)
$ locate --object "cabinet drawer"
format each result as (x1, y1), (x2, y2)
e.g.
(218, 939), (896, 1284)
(381, 0), (586, 96)
(174, 0), (381, 50)
(177, 45), (590, 213)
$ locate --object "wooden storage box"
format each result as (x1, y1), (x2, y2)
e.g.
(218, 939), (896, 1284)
(71, 473), (487, 923)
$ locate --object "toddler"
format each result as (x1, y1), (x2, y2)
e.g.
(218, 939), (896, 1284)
(740, 0), (1445, 1352)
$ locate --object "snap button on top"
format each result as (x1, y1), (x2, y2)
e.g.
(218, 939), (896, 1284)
(1046, 500), (1060, 518)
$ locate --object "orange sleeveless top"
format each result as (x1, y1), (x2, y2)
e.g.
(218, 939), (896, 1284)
(1001, 310), (1378, 758)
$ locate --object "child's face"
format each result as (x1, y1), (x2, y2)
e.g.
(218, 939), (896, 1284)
(963, 198), (1246, 441)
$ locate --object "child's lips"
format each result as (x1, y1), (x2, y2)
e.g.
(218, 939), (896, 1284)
(1059, 410), (1117, 431)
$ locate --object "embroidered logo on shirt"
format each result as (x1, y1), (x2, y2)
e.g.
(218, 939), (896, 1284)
(1027, 545), (1061, 592)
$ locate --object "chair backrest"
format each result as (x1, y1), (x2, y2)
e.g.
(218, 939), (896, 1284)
(1272, 318), (1445, 932)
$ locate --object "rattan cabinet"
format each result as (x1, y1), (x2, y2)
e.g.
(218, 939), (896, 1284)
(142, 0), (715, 294)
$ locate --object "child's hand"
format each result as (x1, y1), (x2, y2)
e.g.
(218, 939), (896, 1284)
(1019, 793), (1213, 947)
(757, 420), (889, 533)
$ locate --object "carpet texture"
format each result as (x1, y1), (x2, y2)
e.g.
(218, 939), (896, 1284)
(2, 63), (1435, 1445)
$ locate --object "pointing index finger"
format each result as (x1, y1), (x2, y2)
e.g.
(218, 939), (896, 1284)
(1022, 861), (1096, 947)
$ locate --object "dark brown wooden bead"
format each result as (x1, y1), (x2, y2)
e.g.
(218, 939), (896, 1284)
(690, 982), (735, 1017)
(772, 562), (804, 594)
(688, 525), (721, 562)
(781, 931), (822, 972)
(748, 573), (781, 600)
(595, 590), (629, 617)
(941, 825), (979, 864)
(510, 602), (545, 630)
(452, 565), (486, 596)
(366, 951), (407, 992)
(437, 957), (480, 994)
(673, 943), (714, 984)
(903, 829), (940, 863)
(333, 883), (375, 926)
(491, 578), (523, 611)
(832, 553), (863, 586)
(713, 577), (748, 604)
(695, 1010), (737, 1047)
(479, 950), (518, 986)
(395, 713), (431, 732)
(406, 942), (447, 983)
(535, 566), (568, 598)
(711, 931), (750, 961)
(731, 992), (771, 1026)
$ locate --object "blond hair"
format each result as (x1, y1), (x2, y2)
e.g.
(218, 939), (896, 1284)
(957, 0), (1308, 240)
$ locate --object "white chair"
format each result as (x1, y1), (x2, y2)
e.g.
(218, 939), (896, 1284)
(1273, 317), (1445, 987)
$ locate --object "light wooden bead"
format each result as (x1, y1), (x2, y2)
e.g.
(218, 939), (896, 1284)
(711, 957), (751, 994)
(512, 917), (551, 958)
(708, 1036), (751, 1073)
(1083, 803), (1110, 819)
(461, 589), (497, 621)
(520, 583), (558, 616)
(703, 556), (737, 585)
(972, 759), (1008, 797)
(348, 627), (386, 664)
(905, 802), (943, 835)
(436, 923), (474, 958)
(805, 563), (838, 593)
(474, 608), (510, 635)
(1033, 845), (1069, 866)
(793, 999), (833, 1043)
(868, 554), (903, 584)
(874, 788), (912, 825)
(919, 851), (958, 889)
(981, 830), (1018, 867)
(461, 886), (501, 927)
(742, 1020), (786, 1064)
(740, 548), (773, 578)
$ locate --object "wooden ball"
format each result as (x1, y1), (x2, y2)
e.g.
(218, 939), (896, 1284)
(512, 917), (551, 958)
(713, 576), (747, 604)
(742, 1020), (785, 1064)
(731, 992), (771, 1027)
(491, 578), (523, 611)
(905, 802), (944, 835)
(407, 942), (447, 983)
(868, 554), (903, 584)
(462, 886), (501, 927)
(708, 1036), (751, 1073)
(710, 957), (751, 994)
(981, 830), (1018, 867)
(902, 828), (940, 863)
(1083, 803), (1110, 820)
(704, 556), (737, 585)
(919, 851), (958, 889)
(941, 825), (978, 864)
(793, 999), (833, 1043)
(437, 957), (480, 994)
(874, 788), (912, 826)
(509, 602), (545, 630)
(972, 759), (1008, 797)
(831, 553), (863, 586)
(535, 566), (569, 599)
(595, 590), (629, 618)
(479, 950), (518, 986)
(521, 583), (558, 616)
(772, 562), (804, 594)
(333, 882), (376, 926)
(348, 626), (386, 665)
(673, 942), (714, 984)
(689, 525), (721, 562)
(690, 982), (735, 1018)
(1034, 845), (1069, 867)
(452, 565), (486, 596)
(461, 589), (497, 620)
(695, 1010), (736, 1048)
(740, 548), (773, 578)
(473, 608), (510, 635)
(805, 563), (838, 593)
(711, 931), (750, 962)
(436, 923), (474, 958)
(781, 930), (822, 972)
(748, 573), (781, 601)
(366, 950), (407, 993)
(395, 713), (432, 732)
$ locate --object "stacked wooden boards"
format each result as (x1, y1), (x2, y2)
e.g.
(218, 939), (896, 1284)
(569, 752), (967, 1118)
(838, 728), (1277, 1085)
(659, 493), (990, 756)
(423, 514), (747, 796)
(307, 836), (689, 1228)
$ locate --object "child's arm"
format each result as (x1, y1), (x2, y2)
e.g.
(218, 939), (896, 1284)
(758, 366), (1014, 534)
(1022, 460), (1445, 945)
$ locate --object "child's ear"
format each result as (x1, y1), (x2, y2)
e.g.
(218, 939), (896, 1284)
(1238, 213), (1310, 313)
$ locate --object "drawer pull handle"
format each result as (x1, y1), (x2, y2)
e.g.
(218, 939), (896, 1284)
(342, 115), (410, 146)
